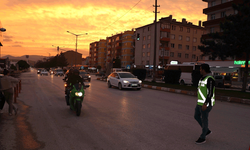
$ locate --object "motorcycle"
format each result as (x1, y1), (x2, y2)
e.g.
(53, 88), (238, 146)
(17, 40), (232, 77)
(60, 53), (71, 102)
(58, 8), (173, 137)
(64, 81), (89, 116)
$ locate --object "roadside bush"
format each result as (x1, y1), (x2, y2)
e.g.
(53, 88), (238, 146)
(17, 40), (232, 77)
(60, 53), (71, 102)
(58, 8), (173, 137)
(131, 68), (147, 81)
(164, 70), (181, 84)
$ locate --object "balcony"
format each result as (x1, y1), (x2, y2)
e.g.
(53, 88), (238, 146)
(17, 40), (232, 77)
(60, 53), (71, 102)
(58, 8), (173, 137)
(159, 56), (169, 59)
(159, 47), (170, 50)
(203, 0), (242, 13)
(160, 28), (170, 32)
(160, 37), (170, 42)
(203, 17), (225, 27)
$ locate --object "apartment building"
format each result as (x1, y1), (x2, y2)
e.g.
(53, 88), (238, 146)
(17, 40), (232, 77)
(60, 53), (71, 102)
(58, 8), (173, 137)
(121, 30), (135, 68)
(63, 50), (82, 67)
(89, 41), (99, 66)
(98, 39), (106, 69)
(202, 0), (240, 35)
(135, 15), (205, 67)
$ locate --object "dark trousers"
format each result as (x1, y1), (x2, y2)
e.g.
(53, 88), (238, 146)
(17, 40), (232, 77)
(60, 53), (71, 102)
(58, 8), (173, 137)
(194, 104), (212, 139)
(0, 91), (5, 110)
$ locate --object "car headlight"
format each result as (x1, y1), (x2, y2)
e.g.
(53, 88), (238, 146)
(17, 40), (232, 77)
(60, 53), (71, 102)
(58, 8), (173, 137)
(123, 80), (129, 83)
(139, 80), (142, 83)
(64, 83), (67, 87)
(75, 92), (83, 97)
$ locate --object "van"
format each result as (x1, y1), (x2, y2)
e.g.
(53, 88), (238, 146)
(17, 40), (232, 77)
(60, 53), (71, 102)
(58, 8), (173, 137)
(213, 75), (232, 88)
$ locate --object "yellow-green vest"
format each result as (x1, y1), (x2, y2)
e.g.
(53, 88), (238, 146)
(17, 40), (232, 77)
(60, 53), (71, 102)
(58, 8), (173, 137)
(197, 76), (215, 106)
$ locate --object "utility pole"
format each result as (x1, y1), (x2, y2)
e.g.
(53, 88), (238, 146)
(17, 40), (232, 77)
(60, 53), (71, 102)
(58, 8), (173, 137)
(152, 0), (160, 82)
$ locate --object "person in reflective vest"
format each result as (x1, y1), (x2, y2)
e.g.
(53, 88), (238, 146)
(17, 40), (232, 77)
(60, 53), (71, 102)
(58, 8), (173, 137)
(194, 63), (215, 144)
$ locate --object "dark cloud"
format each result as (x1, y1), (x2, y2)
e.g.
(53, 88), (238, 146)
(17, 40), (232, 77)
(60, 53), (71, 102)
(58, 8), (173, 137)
(14, 41), (24, 44)
(11, 45), (22, 47)
(3, 38), (13, 42)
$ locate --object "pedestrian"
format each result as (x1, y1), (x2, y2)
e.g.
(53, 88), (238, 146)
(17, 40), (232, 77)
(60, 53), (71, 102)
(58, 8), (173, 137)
(0, 91), (5, 114)
(0, 69), (19, 116)
(194, 63), (215, 144)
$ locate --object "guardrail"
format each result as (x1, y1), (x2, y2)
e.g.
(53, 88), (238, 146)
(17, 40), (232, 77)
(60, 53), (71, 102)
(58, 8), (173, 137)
(14, 80), (21, 103)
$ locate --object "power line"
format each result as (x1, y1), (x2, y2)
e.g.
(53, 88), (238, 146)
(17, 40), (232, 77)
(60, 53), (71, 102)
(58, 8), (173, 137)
(103, 0), (142, 31)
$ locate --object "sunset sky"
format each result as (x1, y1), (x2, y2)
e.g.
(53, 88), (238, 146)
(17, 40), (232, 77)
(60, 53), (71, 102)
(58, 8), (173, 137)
(0, 0), (207, 58)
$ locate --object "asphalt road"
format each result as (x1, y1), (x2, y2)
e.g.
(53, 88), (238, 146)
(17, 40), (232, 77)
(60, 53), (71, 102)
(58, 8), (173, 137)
(0, 69), (249, 150)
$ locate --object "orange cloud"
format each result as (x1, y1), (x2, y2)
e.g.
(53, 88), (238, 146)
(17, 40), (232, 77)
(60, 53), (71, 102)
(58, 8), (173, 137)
(0, 0), (207, 57)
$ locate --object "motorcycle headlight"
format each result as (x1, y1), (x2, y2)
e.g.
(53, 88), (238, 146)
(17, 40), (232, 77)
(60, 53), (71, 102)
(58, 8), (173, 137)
(75, 92), (83, 97)
(139, 80), (142, 83)
(123, 80), (129, 83)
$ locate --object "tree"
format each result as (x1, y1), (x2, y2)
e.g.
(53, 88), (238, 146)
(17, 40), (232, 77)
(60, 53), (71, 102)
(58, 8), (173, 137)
(17, 60), (30, 70)
(57, 53), (68, 68)
(198, 0), (250, 92)
(10, 64), (17, 70)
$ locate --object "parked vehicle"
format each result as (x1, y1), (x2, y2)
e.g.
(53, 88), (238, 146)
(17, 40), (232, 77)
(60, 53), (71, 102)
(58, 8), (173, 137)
(79, 71), (91, 82)
(65, 82), (89, 116)
(213, 75), (232, 88)
(40, 69), (49, 76)
(107, 72), (142, 90)
(165, 63), (201, 85)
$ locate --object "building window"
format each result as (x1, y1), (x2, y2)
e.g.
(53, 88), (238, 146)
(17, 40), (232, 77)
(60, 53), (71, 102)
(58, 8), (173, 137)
(221, 0), (227, 3)
(148, 27), (150, 31)
(193, 38), (197, 42)
(143, 36), (146, 40)
(187, 28), (190, 33)
(147, 52), (150, 57)
(178, 53), (181, 58)
(172, 25), (176, 30)
(193, 46), (196, 51)
(211, 1), (216, 6)
(179, 35), (182, 40)
(147, 44), (151, 48)
(186, 45), (189, 50)
(170, 52), (174, 57)
(211, 14), (216, 20)
(171, 34), (175, 39)
(180, 27), (183, 31)
(210, 27), (215, 33)
(143, 52), (145, 57)
(194, 29), (197, 34)
(186, 36), (190, 41)
(221, 11), (226, 17)
(148, 35), (151, 40)
(185, 54), (189, 58)
(192, 54), (196, 59)
(143, 45), (146, 49)
(178, 44), (182, 49)
(171, 43), (175, 48)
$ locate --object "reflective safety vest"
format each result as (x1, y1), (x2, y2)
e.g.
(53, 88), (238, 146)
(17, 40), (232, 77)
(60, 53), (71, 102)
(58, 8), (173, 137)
(197, 76), (215, 106)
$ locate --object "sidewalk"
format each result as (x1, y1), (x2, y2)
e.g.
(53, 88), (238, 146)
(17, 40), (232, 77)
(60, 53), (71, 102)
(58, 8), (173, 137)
(97, 77), (250, 106)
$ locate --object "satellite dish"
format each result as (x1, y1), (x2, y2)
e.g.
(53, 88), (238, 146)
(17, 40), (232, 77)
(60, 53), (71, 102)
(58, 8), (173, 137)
(0, 28), (6, 32)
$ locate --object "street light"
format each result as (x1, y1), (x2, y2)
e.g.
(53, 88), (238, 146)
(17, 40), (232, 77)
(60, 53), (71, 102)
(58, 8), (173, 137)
(67, 31), (88, 67)
(0, 27), (6, 58)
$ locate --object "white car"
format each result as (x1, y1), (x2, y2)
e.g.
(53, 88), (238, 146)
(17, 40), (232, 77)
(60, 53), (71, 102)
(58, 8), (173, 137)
(40, 70), (49, 76)
(107, 72), (142, 90)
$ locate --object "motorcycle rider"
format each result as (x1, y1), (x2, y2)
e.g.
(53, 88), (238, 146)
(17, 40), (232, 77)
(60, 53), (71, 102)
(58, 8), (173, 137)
(63, 68), (74, 82)
(67, 69), (84, 87)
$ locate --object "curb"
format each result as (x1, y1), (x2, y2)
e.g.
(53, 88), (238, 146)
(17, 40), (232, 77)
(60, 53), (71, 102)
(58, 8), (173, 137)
(96, 78), (250, 105)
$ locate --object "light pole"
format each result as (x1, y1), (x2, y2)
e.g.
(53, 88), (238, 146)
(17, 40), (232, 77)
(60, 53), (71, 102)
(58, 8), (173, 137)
(0, 27), (6, 58)
(67, 31), (88, 67)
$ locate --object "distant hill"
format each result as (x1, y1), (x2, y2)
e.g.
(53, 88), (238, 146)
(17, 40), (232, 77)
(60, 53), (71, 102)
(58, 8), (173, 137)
(1, 55), (48, 62)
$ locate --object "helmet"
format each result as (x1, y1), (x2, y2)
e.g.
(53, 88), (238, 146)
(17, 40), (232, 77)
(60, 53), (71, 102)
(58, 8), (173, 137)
(73, 69), (79, 75)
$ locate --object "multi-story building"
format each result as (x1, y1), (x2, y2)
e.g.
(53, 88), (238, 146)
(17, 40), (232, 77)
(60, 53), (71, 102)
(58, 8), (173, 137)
(135, 15), (205, 67)
(121, 30), (135, 68)
(89, 41), (99, 66)
(63, 50), (82, 67)
(89, 30), (135, 70)
(202, 0), (240, 36)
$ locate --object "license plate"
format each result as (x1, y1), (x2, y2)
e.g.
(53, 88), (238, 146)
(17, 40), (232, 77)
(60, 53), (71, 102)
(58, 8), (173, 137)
(132, 84), (137, 86)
